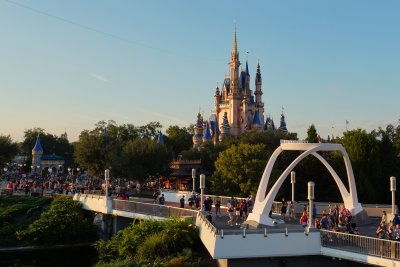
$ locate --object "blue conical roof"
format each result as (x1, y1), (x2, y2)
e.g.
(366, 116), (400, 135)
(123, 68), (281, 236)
(203, 121), (212, 140)
(252, 110), (261, 125)
(264, 116), (270, 130)
(278, 113), (288, 132)
(32, 135), (43, 151)
(246, 60), (249, 76)
(271, 118), (276, 131)
(222, 112), (230, 127)
(157, 131), (164, 144)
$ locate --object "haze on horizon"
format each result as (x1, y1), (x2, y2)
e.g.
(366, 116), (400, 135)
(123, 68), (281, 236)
(0, 0), (399, 142)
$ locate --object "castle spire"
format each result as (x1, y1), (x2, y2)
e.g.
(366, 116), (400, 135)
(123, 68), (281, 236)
(233, 23), (238, 56)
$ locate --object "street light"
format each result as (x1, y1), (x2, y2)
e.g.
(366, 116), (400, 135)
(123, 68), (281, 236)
(291, 171), (296, 202)
(105, 169), (110, 198)
(390, 176), (396, 215)
(192, 168), (196, 193)
(200, 174), (205, 211)
(308, 181), (315, 229)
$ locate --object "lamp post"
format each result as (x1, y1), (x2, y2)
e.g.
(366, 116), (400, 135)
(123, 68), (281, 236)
(390, 176), (396, 215)
(308, 181), (315, 229)
(192, 168), (196, 193)
(200, 174), (205, 211)
(105, 169), (110, 198)
(291, 171), (296, 202)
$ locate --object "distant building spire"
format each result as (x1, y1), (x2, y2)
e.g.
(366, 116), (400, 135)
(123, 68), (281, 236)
(157, 131), (164, 144)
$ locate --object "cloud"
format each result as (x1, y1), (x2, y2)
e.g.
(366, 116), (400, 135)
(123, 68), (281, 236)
(90, 73), (109, 83)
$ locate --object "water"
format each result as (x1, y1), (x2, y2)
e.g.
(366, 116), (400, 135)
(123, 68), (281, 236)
(0, 246), (97, 267)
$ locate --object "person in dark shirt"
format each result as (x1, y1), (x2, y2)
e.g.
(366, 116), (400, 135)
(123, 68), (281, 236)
(180, 195), (185, 208)
(204, 197), (213, 212)
(159, 194), (165, 205)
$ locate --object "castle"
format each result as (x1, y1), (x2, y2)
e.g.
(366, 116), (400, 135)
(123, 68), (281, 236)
(193, 29), (288, 149)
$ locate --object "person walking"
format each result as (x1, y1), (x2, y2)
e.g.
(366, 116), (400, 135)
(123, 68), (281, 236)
(180, 195), (185, 208)
(280, 198), (288, 220)
(158, 194), (165, 205)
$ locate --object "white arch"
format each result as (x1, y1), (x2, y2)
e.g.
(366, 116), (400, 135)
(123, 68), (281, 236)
(246, 142), (363, 226)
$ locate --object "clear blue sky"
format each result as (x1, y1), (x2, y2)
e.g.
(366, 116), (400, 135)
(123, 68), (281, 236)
(1, 0), (399, 142)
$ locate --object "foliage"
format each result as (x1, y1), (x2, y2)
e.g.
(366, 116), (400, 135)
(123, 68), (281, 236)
(164, 125), (193, 158)
(95, 219), (199, 266)
(0, 196), (52, 246)
(0, 135), (19, 168)
(306, 124), (318, 143)
(212, 143), (271, 196)
(118, 139), (171, 182)
(16, 196), (96, 245)
(74, 120), (169, 177)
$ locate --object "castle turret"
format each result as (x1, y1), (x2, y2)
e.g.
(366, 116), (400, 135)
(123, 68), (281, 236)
(192, 112), (204, 149)
(31, 135), (43, 173)
(254, 61), (264, 128)
(203, 121), (212, 144)
(157, 131), (164, 144)
(278, 112), (288, 132)
(229, 28), (242, 136)
(214, 83), (221, 112)
(219, 112), (231, 142)
(252, 110), (261, 130)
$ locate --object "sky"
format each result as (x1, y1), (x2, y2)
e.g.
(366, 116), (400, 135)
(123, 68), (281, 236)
(0, 0), (399, 142)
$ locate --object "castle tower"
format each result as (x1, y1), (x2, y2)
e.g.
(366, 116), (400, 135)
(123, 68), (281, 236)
(229, 28), (242, 136)
(214, 83), (221, 113)
(252, 110), (261, 130)
(203, 121), (212, 144)
(254, 61), (264, 128)
(157, 131), (164, 144)
(31, 135), (43, 173)
(219, 112), (231, 142)
(278, 110), (288, 132)
(192, 112), (204, 149)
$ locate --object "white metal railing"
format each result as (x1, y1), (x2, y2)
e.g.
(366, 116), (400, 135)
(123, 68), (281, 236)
(280, 139), (308, 144)
(197, 211), (218, 235)
(320, 229), (400, 260)
(112, 199), (198, 219)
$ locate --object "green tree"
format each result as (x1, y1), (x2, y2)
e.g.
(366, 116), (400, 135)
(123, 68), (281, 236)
(16, 197), (96, 245)
(0, 135), (18, 167)
(164, 125), (193, 157)
(306, 124), (318, 143)
(212, 143), (271, 196)
(74, 121), (163, 176)
(118, 139), (171, 181)
(338, 129), (381, 202)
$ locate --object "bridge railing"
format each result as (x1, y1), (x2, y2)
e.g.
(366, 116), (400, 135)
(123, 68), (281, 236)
(112, 199), (198, 219)
(197, 211), (218, 235)
(320, 229), (400, 260)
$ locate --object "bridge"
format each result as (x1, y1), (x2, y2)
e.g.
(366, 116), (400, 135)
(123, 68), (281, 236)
(72, 192), (400, 267)
(3, 141), (400, 266)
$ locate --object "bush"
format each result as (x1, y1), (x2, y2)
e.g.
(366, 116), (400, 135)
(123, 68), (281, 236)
(16, 196), (96, 245)
(0, 195), (52, 246)
(95, 219), (199, 266)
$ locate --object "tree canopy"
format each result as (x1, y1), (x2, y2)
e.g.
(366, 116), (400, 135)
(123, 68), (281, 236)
(0, 135), (18, 168)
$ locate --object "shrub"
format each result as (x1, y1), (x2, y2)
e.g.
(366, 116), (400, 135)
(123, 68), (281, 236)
(16, 197), (96, 245)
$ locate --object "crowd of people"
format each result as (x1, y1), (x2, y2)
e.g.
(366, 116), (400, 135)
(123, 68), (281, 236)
(376, 211), (400, 241)
(297, 203), (359, 234)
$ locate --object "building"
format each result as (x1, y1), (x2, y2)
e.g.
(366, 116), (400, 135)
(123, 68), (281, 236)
(193, 29), (288, 148)
(168, 159), (206, 191)
(31, 135), (65, 173)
